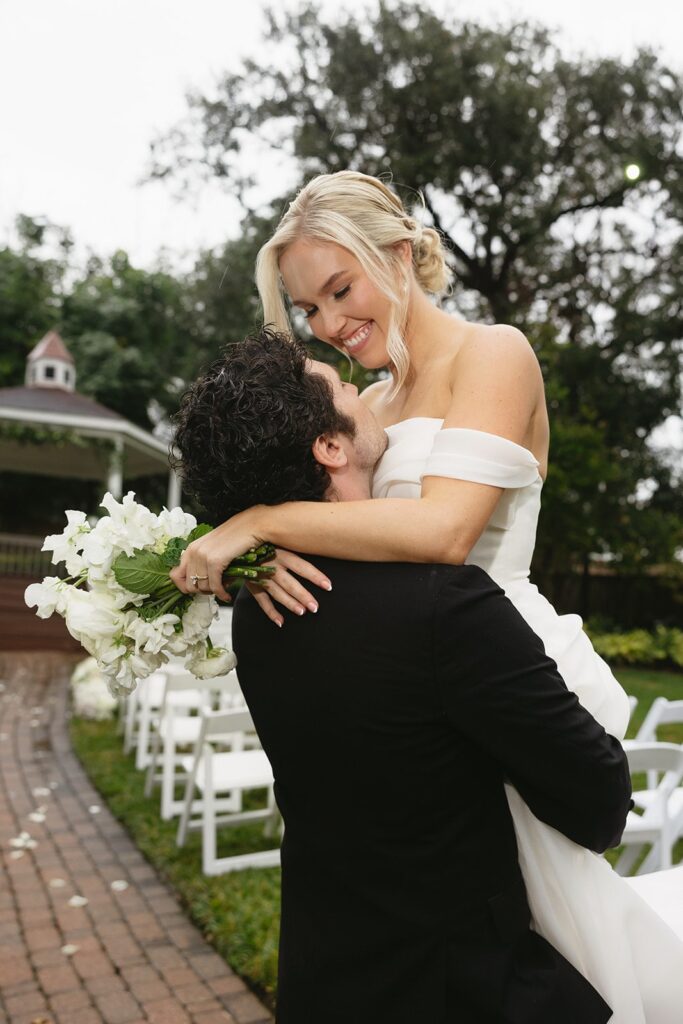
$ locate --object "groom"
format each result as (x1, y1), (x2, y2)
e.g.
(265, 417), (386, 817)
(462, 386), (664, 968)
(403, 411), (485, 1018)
(172, 330), (631, 1024)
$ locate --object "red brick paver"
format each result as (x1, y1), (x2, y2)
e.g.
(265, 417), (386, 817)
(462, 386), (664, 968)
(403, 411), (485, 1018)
(0, 653), (272, 1024)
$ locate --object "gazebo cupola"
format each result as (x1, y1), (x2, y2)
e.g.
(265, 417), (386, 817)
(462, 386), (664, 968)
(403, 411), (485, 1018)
(25, 330), (76, 391)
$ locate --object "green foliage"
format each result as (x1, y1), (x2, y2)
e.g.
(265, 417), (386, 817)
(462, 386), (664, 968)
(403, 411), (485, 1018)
(112, 548), (173, 596)
(61, 251), (194, 429)
(0, 216), (68, 385)
(586, 625), (683, 668)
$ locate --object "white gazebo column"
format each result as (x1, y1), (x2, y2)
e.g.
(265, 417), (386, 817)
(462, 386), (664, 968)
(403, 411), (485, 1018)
(106, 438), (124, 498)
(167, 468), (182, 509)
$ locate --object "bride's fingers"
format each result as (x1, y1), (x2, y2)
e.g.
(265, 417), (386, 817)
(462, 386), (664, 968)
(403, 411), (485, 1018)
(258, 577), (309, 617)
(274, 550), (332, 592)
(269, 566), (321, 613)
(246, 583), (284, 627)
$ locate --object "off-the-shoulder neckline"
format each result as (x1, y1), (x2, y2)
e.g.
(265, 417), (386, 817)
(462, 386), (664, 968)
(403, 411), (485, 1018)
(382, 418), (544, 479)
(384, 416), (443, 430)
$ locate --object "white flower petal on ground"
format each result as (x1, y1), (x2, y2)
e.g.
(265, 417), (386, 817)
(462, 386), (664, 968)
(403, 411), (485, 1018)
(88, 805), (101, 814)
(61, 944), (79, 956)
(110, 880), (128, 892)
(49, 878), (66, 888)
(68, 895), (88, 907)
(27, 812), (45, 823)
(32, 788), (51, 798)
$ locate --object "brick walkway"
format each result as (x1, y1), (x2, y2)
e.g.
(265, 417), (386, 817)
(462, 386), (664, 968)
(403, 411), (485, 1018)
(0, 652), (274, 1024)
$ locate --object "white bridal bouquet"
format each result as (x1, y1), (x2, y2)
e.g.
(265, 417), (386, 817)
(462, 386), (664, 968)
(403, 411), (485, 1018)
(25, 491), (275, 696)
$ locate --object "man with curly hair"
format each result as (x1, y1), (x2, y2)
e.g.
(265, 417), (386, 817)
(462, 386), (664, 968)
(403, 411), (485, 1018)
(172, 326), (387, 525)
(172, 329), (628, 1024)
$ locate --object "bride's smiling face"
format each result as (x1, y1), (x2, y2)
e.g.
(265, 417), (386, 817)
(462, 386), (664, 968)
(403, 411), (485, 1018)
(278, 238), (394, 369)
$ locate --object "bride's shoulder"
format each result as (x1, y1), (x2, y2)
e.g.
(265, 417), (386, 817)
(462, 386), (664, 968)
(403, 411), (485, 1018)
(450, 321), (542, 387)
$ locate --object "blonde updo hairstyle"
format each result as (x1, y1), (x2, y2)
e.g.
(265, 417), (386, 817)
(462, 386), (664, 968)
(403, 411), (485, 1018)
(255, 170), (452, 393)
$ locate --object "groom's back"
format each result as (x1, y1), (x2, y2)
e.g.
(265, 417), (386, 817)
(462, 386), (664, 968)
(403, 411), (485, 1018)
(233, 559), (525, 1020)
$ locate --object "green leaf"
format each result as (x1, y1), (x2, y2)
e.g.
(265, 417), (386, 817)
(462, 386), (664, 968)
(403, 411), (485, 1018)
(161, 536), (188, 568)
(112, 549), (172, 596)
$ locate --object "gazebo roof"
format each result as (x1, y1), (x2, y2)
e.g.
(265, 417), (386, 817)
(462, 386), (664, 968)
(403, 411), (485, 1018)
(27, 330), (75, 365)
(0, 385), (123, 421)
(0, 333), (171, 483)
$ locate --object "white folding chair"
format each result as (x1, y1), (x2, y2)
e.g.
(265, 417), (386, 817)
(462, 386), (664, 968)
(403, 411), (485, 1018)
(176, 706), (280, 876)
(628, 695), (638, 721)
(615, 742), (683, 875)
(144, 670), (246, 819)
(635, 698), (683, 791)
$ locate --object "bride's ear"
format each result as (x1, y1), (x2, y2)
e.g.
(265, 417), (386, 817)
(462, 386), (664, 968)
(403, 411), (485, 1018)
(311, 434), (348, 469)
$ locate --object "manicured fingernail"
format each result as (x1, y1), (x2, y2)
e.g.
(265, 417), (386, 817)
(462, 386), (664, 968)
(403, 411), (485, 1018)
(297, 607), (305, 616)
(275, 619), (283, 628)
(323, 581), (332, 591)
(308, 602), (318, 613)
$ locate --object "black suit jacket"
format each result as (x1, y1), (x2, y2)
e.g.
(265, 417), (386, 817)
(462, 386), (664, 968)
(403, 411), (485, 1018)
(233, 560), (630, 1024)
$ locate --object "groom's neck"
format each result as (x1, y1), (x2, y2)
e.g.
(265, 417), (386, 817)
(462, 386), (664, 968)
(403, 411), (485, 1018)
(325, 468), (372, 503)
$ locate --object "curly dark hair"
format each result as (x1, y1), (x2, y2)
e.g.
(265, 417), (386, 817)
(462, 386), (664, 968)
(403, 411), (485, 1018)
(171, 327), (356, 524)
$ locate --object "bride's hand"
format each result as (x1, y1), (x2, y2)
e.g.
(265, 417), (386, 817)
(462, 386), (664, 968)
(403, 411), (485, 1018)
(246, 549), (332, 627)
(170, 509), (264, 601)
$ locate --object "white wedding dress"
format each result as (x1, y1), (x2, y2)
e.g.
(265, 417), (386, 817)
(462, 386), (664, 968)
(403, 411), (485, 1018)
(372, 419), (683, 1024)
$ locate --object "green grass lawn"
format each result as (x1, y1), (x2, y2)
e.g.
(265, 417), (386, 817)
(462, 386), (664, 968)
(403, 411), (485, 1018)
(70, 666), (683, 1004)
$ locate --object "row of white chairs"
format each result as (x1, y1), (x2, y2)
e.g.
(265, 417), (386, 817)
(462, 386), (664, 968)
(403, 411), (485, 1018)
(119, 678), (681, 877)
(120, 664), (281, 875)
(617, 697), (683, 875)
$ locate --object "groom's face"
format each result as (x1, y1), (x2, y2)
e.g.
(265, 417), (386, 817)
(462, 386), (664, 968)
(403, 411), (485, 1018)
(307, 360), (388, 473)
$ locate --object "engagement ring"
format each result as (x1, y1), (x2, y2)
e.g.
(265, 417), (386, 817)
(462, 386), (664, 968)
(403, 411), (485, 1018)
(190, 574), (209, 586)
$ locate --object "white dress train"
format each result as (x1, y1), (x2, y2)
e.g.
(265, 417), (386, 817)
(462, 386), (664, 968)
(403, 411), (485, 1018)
(372, 419), (683, 1024)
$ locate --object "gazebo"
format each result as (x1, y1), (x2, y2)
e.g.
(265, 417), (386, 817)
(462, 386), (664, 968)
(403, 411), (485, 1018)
(0, 331), (180, 504)
(0, 331), (181, 649)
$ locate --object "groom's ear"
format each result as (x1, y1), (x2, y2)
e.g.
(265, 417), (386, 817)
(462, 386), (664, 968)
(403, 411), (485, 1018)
(311, 433), (349, 470)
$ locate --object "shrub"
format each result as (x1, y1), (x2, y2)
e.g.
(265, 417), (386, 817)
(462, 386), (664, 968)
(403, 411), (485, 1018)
(586, 626), (683, 668)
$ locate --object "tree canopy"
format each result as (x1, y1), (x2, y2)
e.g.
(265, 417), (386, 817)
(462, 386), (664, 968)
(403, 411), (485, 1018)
(149, 2), (683, 573)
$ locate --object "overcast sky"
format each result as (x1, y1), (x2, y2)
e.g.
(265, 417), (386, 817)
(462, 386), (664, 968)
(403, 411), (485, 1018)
(1, 0), (681, 269)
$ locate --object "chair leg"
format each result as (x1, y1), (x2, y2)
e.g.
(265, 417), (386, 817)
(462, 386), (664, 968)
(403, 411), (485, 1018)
(123, 692), (138, 753)
(202, 754), (216, 875)
(144, 724), (161, 798)
(615, 842), (647, 876)
(161, 726), (176, 820)
(177, 755), (201, 847)
(135, 699), (151, 770)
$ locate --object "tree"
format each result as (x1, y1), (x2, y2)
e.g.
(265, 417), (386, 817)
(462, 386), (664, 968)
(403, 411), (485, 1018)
(61, 250), (193, 429)
(0, 216), (69, 386)
(150, 2), (683, 574)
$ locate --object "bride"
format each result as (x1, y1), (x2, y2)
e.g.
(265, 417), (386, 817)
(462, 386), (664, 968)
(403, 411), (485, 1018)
(173, 170), (683, 1020)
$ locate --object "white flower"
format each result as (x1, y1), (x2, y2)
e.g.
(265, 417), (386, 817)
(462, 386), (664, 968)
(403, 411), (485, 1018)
(180, 596), (216, 644)
(124, 613), (179, 655)
(42, 510), (90, 575)
(81, 492), (160, 579)
(63, 587), (125, 645)
(156, 506), (196, 541)
(72, 677), (118, 720)
(187, 644), (237, 679)
(24, 577), (68, 619)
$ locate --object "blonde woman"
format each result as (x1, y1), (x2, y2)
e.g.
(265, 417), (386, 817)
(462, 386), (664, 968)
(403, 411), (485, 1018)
(173, 171), (683, 1019)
